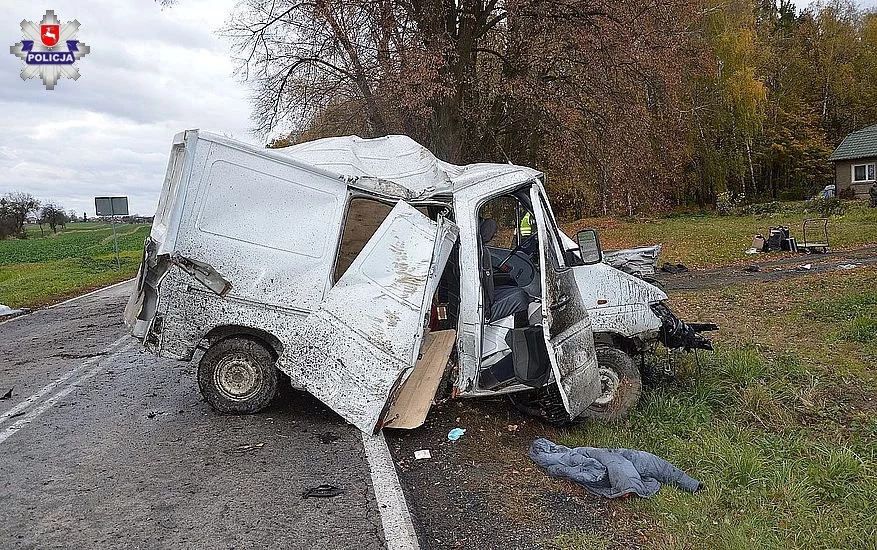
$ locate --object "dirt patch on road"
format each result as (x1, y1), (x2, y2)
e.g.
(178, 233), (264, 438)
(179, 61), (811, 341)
(654, 246), (877, 292)
(386, 398), (632, 549)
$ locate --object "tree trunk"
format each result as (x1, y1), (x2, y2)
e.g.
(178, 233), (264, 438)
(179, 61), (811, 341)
(745, 137), (757, 198)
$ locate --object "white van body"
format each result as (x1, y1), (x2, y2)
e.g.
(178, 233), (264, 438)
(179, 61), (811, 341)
(126, 130), (710, 433)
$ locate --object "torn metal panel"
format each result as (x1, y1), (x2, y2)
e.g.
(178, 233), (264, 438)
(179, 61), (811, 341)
(170, 253), (231, 296)
(278, 202), (459, 433)
(274, 134), (543, 199)
(124, 237), (171, 338)
(603, 245), (662, 277)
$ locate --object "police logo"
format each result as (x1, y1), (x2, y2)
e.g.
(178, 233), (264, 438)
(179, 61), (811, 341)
(9, 10), (90, 90)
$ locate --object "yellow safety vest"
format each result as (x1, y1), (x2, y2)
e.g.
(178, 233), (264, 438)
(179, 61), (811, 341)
(519, 212), (533, 237)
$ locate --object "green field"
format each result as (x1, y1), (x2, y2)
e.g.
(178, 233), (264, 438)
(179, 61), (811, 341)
(0, 222), (150, 308)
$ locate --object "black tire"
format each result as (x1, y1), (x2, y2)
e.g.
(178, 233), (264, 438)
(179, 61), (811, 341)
(198, 337), (278, 414)
(577, 345), (642, 421)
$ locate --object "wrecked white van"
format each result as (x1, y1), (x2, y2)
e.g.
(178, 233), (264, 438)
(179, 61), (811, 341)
(125, 130), (713, 433)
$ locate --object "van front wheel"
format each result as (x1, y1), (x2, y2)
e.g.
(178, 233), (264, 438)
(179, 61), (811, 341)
(577, 345), (641, 422)
(198, 337), (278, 414)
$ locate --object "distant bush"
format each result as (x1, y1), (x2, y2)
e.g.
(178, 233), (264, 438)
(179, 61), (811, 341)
(743, 201), (782, 216)
(804, 197), (846, 217)
(716, 191), (745, 216)
(778, 187), (805, 201)
(839, 187), (857, 200)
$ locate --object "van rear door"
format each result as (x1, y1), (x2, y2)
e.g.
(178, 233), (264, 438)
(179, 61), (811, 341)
(124, 130), (193, 337)
(279, 201), (458, 433)
(529, 185), (601, 418)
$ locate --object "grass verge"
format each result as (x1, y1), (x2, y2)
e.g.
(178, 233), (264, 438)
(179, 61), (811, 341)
(556, 267), (877, 550)
(560, 200), (877, 269)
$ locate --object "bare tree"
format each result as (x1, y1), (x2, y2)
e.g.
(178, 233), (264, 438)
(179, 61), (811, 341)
(227, 0), (699, 214)
(39, 202), (69, 234)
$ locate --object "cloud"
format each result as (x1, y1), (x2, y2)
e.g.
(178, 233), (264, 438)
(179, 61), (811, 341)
(0, 0), (259, 217)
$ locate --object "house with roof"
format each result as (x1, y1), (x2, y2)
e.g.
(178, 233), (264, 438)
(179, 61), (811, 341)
(829, 123), (877, 198)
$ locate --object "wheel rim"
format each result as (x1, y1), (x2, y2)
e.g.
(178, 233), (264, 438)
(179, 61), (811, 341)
(213, 353), (261, 401)
(592, 366), (621, 406)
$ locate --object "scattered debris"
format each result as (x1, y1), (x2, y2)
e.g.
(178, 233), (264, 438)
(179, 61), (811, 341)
(743, 264), (761, 273)
(506, 424), (519, 432)
(795, 264), (813, 271)
(301, 484), (345, 499)
(414, 449), (432, 460)
(766, 226), (790, 251)
(447, 427), (466, 441)
(529, 438), (703, 499)
(1, 388), (12, 400)
(223, 442), (265, 455)
(651, 302), (717, 351)
(751, 235), (766, 251)
(0, 304), (23, 317)
(660, 263), (689, 274)
(837, 263), (858, 270)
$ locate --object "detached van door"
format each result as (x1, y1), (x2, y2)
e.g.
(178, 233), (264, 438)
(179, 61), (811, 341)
(529, 186), (601, 418)
(280, 201), (458, 433)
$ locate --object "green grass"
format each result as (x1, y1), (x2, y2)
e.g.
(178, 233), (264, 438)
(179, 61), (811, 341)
(560, 200), (877, 268)
(0, 222), (149, 308)
(556, 268), (877, 550)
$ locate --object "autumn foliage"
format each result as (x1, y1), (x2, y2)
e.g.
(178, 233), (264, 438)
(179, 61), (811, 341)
(226, 0), (877, 216)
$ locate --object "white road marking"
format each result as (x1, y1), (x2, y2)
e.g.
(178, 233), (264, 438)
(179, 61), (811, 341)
(0, 278), (135, 326)
(361, 432), (420, 550)
(0, 335), (131, 432)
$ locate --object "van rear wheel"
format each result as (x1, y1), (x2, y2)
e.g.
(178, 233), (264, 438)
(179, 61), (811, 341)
(577, 345), (641, 421)
(198, 337), (278, 414)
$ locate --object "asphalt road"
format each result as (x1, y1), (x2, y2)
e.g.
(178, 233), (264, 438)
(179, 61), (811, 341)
(0, 282), (391, 550)
(0, 281), (613, 550)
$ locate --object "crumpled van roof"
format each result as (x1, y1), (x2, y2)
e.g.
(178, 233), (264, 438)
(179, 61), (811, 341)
(274, 134), (542, 200)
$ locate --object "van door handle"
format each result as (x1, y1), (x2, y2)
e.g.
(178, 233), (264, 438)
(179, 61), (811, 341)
(550, 294), (571, 311)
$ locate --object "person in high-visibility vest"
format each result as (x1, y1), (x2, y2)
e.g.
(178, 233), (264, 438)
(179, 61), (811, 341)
(519, 212), (533, 237)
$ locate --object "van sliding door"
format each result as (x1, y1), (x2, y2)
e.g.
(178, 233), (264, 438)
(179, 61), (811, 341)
(279, 201), (458, 433)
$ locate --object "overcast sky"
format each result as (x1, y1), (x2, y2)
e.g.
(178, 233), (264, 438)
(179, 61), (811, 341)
(0, 0), (256, 217)
(1, 1), (876, 218)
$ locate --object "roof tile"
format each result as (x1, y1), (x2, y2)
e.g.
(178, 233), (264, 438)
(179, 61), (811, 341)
(830, 123), (877, 161)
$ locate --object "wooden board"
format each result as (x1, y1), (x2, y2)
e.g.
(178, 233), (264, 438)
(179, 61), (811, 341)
(382, 330), (456, 430)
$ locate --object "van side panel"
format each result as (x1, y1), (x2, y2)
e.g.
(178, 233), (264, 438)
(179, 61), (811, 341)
(150, 268), (308, 365)
(173, 140), (347, 313)
(135, 132), (348, 366)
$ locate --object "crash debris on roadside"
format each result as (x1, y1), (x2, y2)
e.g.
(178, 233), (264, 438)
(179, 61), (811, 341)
(529, 438), (703, 499)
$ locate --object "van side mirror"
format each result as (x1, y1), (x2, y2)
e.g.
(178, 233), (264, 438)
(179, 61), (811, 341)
(576, 229), (602, 264)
